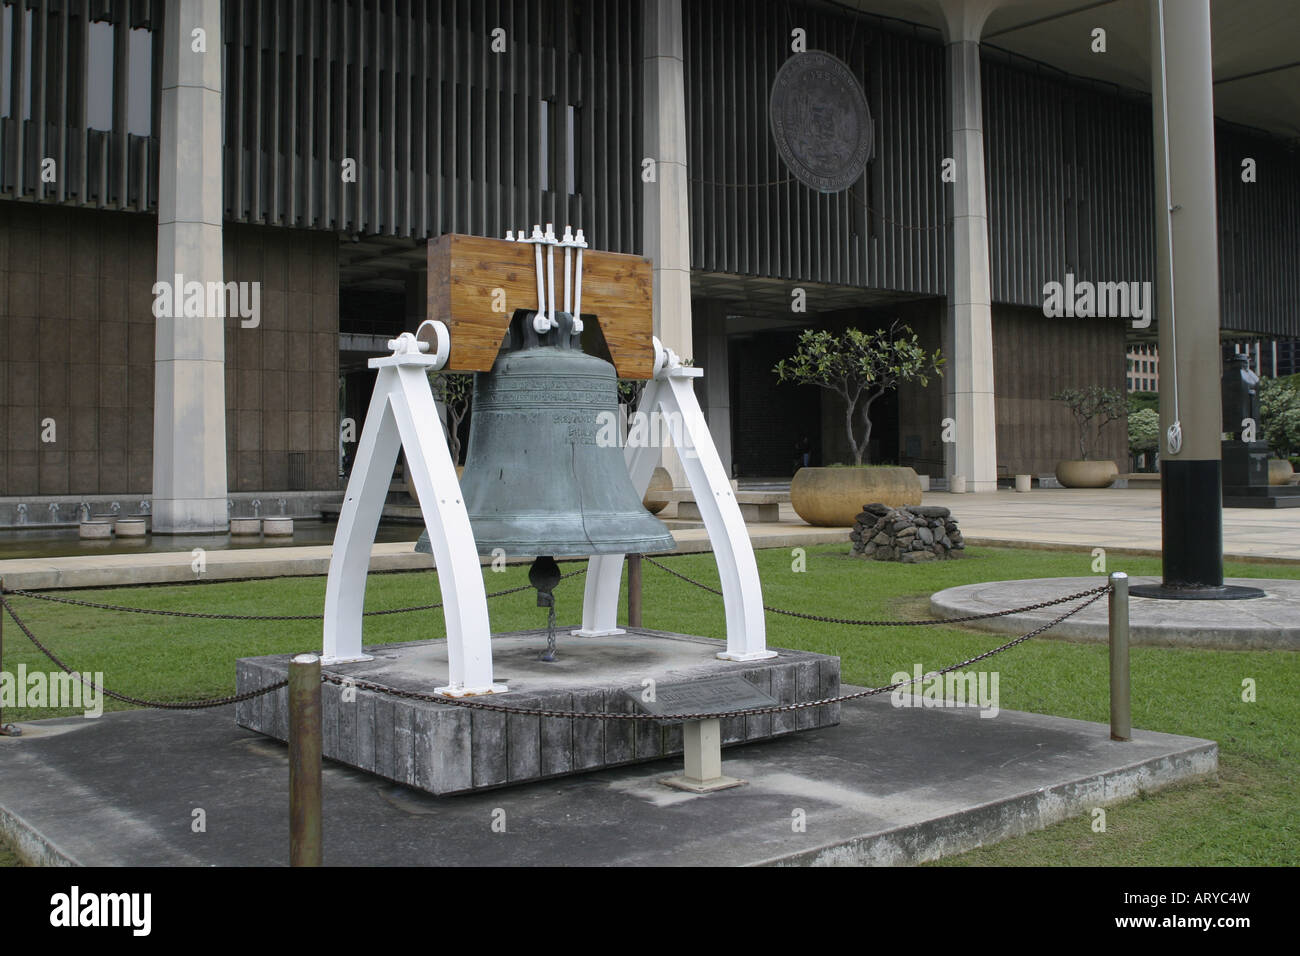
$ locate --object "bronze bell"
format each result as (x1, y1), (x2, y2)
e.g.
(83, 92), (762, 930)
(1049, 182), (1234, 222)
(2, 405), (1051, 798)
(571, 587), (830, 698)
(457, 309), (676, 558)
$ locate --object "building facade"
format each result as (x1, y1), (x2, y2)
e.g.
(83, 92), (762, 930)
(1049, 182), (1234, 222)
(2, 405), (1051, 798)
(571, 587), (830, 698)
(1127, 344), (1159, 393)
(1, 0), (1297, 525)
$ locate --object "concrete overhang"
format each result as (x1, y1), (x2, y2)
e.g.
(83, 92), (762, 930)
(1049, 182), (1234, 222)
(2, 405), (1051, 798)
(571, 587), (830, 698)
(829, 0), (1299, 142)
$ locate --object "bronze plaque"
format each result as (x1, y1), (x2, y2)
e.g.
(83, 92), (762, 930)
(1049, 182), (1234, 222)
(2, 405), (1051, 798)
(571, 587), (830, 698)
(769, 51), (873, 193)
(625, 675), (778, 720)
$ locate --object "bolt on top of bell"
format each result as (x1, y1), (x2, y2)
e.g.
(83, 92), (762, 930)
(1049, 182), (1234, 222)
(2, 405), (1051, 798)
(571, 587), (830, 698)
(506, 222), (589, 335)
(456, 223), (676, 558)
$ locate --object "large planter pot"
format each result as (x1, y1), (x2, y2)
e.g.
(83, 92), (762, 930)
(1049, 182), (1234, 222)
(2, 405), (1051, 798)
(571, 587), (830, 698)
(1268, 459), (1294, 486)
(642, 466), (673, 514)
(790, 466), (922, 527)
(1055, 459), (1118, 488)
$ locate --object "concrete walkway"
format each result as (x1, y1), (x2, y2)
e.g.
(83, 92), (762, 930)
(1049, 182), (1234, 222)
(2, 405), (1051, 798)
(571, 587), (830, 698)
(0, 524), (851, 591)
(0, 697), (1216, 867)
(933, 487), (1300, 563)
(2, 486), (1297, 591)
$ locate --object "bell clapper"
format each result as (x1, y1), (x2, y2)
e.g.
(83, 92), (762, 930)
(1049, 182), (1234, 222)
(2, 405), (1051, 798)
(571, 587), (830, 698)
(529, 555), (563, 662)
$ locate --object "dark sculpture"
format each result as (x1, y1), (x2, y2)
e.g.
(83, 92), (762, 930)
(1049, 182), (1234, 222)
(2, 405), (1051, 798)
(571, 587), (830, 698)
(1221, 352), (1260, 440)
(1221, 353), (1268, 490)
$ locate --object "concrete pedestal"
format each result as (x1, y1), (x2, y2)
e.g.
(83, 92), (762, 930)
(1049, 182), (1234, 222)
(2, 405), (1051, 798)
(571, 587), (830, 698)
(236, 629), (840, 795)
(78, 520), (113, 540)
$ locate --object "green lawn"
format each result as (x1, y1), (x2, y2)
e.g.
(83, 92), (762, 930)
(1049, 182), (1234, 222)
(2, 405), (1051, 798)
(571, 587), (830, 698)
(1, 544), (1296, 866)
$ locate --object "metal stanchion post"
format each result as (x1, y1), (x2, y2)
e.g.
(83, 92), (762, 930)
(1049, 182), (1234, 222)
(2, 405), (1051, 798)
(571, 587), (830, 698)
(628, 554), (643, 628)
(1109, 571), (1131, 742)
(289, 653), (322, 866)
(0, 577), (20, 737)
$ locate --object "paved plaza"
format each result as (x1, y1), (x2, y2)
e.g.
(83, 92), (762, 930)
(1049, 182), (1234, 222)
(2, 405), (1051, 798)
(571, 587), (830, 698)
(0, 697), (1215, 867)
(1, 486), (1296, 591)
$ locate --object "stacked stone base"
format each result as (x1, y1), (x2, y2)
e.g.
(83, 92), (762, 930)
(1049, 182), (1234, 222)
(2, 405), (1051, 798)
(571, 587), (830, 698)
(850, 503), (965, 562)
(236, 629), (840, 795)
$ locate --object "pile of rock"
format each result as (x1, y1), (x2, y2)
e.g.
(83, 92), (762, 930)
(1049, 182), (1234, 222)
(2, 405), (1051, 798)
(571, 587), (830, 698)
(850, 503), (965, 562)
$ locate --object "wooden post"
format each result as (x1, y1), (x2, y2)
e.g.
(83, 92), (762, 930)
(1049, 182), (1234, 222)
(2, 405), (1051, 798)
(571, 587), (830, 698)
(289, 654), (323, 865)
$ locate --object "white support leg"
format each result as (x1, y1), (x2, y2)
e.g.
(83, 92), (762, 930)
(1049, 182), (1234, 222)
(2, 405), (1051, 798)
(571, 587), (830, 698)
(389, 366), (504, 696)
(658, 368), (773, 661)
(322, 375), (401, 664)
(574, 554), (631, 637)
(573, 392), (665, 637)
(577, 346), (774, 660)
(323, 333), (504, 696)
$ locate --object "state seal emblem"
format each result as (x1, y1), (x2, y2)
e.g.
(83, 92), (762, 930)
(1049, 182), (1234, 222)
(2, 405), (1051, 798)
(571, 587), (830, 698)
(769, 51), (873, 193)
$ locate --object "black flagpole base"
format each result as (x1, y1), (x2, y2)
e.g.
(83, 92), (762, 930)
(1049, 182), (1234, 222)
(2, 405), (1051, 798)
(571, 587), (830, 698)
(1147, 459), (1264, 599)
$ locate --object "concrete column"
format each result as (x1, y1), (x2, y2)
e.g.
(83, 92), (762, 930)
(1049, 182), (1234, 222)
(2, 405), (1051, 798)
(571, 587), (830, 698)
(643, 0), (692, 487)
(1147, 0), (1224, 588)
(938, 1), (999, 493)
(151, 0), (227, 532)
(691, 299), (732, 477)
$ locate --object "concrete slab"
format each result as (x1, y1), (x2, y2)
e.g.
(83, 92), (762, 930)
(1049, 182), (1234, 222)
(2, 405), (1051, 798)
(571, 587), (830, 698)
(0, 696), (1216, 866)
(931, 576), (1300, 649)
(235, 629), (840, 794)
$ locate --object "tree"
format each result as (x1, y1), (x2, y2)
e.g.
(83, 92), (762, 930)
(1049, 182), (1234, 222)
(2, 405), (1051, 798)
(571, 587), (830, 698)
(1051, 385), (1127, 461)
(617, 379), (646, 412)
(1260, 378), (1300, 458)
(773, 323), (944, 466)
(1128, 407), (1159, 465)
(428, 371), (472, 464)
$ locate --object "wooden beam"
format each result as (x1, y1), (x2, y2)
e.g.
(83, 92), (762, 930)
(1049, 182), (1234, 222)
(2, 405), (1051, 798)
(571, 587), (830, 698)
(427, 233), (655, 378)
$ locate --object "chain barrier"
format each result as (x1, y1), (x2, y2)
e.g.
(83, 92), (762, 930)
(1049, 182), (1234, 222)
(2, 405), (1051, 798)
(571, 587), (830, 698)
(0, 569), (579, 711)
(0, 555), (1113, 720)
(2, 569), (586, 621)
(0, 593), (287, 710)
(642, 555), (1111, 626)
(317, 587), (1109, 721)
